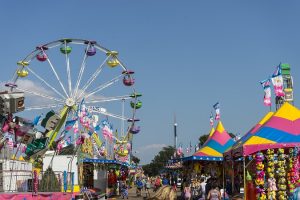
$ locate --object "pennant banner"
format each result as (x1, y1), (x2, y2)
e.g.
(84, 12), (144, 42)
(271, 65), (284, 97)
(64, 119), (77, 131)
(209, 112), (214, 127)
(32, 114), (43, 126)
(260, 79), (272, 106)
(213, 102), (220, 120)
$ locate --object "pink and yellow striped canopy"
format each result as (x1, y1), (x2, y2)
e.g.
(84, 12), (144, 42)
(233, 102), (300, 156)
(193, 121), (235, 160)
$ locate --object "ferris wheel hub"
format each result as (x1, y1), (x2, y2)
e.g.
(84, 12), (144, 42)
(65, 98), (75, 107)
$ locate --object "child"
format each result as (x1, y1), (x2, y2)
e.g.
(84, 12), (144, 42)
(121, 182), (128, 199)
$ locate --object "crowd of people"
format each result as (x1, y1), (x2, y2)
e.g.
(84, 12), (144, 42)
(179, 176), (222, 200)
(118, 173), (244, 199)
(178, 175), (244, 200)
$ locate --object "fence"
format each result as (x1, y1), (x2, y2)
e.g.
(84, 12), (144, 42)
(0, 169), (73, 193)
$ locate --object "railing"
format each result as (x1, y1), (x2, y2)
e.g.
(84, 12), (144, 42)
(0, 169), (73, 193)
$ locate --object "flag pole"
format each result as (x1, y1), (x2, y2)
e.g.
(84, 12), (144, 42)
(174, 114), (177, 149)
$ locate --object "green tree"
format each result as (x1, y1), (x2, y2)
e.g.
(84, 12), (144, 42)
(59, 144), (75, 155)
(142, 145), (175, 176)
(228, 132), (236, 138)
(131, 155), (140, 165)
(198, 134), (209, 146)
(39, 167), (61, 192)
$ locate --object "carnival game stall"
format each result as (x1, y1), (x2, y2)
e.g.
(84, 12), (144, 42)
(82, 158), (132, 198)
(223, 111), (274, 197)
(176, 121), (235, 197)
(224, 102), (300, 200)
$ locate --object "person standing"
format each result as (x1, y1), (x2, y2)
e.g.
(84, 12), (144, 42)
(184, 183), (192, 200)
(199, 177), (206, 200)
(162, 176), (169, 185)
(205, 177), (212, 197)
(154, 176), (162, 192)
(145, 178), (151, 198)
(207, 183), (221, 200)
(120, 181), (128, 199)
(136, 177), (143, 197)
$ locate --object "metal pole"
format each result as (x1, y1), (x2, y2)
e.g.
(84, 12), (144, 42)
(223, 160), (225, 200)
(174, 114), (177, 149)
(231, 160), (234, 195)
(243, 157), (246, 200)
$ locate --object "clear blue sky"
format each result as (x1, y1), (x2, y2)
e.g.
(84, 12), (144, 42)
(1, 1), (300, 164)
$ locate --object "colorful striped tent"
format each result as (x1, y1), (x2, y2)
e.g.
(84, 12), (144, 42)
(201, 127), (215, 147)
(232, 102), (300, 156)
(191, 121), (235, 161)
(208, 127), (215, 137)
(224, 111), (273, 159)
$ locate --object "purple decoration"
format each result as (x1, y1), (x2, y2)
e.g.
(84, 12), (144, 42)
(86, 46), (96, 56)
(36, 52), (47, 62)
(129, 126), (140, 134)
(122, 70), (135, 75)
(84, 40), (97, 45)
(127, 118), (140, 122)
(36, 46), (48, 50)
(5, 83), (17, 88)
(123, 76), (135, 86)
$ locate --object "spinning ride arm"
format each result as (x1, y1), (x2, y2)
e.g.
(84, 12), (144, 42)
(46, 106), (70, 148)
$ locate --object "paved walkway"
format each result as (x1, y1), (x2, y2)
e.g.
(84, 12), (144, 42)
(109, 186), (155, 200)
(109, 186), (181, 200)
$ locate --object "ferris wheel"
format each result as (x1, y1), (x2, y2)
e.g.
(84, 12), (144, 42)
(5, 38), (142, 160)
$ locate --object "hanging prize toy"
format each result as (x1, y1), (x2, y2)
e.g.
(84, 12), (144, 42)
(255, 152), (266, 200)
(277, 148), (287, 200)
(287, 147), (300, 199)
(294, 147), (300, 186)
(266, 149), (277, 200)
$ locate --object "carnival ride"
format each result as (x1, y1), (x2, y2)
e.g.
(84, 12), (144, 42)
(1, 38), (142, 173)
(273, 63), (293, 110)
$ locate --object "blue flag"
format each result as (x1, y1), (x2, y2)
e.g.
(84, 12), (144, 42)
(65, 119), (77, 131)
(33, 114), (42, 126)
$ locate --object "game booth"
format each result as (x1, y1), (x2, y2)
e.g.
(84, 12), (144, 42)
(173, 121), (235, 198)
(224, 102), (300, 200)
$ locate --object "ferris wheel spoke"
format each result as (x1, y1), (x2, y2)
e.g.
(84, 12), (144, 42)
(64, 41), (72, 97)
(11, 70), (18, 84)
(73, 44), (90, 98)
(82, 74), (123, 100)
(45, 43), (61, 49)
(15, 87), (65, 103)
(115, 58), (127, 71)
(27, 67), (66, 99)
(76, 56), (110, 99)
(86, 95), (132, 104)
(121, 99), (125, 137)
(42, 50), (69, 98)
(87, 107), (129, 121)
(25, 103), (64, 111)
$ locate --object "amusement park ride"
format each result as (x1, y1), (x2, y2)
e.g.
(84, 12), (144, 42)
(0, 39), (142, 176)
(275, 63), (293, 110)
